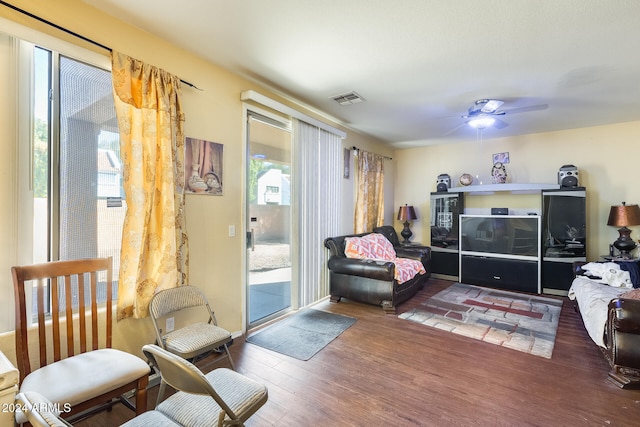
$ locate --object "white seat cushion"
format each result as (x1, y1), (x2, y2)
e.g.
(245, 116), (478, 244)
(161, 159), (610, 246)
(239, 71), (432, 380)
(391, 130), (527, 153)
(20, 348), (150, 407)
(164, 322), (231, 356)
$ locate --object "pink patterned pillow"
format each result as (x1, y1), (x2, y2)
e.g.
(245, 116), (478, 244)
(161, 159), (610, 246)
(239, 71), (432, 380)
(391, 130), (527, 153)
(344, 233), (396, 261)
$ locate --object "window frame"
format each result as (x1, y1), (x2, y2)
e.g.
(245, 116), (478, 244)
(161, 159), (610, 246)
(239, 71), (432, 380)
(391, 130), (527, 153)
(14, 34), (116, 326)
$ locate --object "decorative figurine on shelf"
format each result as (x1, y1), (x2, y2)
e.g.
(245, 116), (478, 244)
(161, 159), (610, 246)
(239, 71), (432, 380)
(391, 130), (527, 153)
(459, 173), (473, 186)
(491, 162), (508, 184)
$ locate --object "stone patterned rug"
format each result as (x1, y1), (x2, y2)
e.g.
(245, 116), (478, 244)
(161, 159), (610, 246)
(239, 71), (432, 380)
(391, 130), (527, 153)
(399, 283), (563, 358)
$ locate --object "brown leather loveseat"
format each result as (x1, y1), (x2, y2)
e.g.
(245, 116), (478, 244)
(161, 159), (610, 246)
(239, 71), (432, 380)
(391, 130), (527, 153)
(324, 226), (431, 314)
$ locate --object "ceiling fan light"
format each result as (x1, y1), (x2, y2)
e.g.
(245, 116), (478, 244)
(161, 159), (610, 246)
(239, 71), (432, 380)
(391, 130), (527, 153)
(468, 117), (495, 129)
(480, 99), (504, 113)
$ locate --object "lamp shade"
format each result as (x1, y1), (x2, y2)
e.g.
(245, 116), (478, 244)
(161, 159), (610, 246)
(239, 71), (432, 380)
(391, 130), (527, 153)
(607, 203), (640, 227)
(397, 205), (417, 221)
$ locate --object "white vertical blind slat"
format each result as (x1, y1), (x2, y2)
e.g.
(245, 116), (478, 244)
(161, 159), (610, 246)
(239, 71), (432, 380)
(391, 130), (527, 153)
(295, 121), (342, 307)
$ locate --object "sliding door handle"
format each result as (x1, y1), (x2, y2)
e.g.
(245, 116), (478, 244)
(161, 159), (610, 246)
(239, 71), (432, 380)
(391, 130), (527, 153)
(247, 229), (255, 251)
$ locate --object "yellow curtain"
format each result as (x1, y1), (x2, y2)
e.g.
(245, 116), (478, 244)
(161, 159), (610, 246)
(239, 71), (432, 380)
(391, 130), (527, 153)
(354, 150), (385, 233)
(111, 51), (188, 320)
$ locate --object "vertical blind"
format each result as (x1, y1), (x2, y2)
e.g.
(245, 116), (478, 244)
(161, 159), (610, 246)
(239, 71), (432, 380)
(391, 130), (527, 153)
(294, 120), (342, 307)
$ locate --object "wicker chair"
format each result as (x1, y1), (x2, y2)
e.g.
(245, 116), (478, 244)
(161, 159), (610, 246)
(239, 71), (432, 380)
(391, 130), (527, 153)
(149, 285), (235, 404)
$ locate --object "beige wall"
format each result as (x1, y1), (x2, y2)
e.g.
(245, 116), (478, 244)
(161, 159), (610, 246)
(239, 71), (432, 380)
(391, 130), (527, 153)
(393, 121), (640, 260)
(0, 0), (390, 365)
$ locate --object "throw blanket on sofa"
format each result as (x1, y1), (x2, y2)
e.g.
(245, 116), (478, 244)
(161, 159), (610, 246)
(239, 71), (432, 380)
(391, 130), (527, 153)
(568, 276), (625, 347)
(344, 233), (425, 284)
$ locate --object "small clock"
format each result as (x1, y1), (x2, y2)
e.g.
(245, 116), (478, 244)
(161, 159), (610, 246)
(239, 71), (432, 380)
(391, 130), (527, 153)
(459, 173), (473, 186)
(491, 162), (507, 184)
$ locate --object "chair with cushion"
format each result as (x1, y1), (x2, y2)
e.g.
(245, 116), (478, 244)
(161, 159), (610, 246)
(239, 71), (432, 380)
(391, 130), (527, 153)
(12, 257), (150, 423)
(149, 285), (235, 404)
(143, 344), (268, 427)
(16, 345), (268, 427)
(16, 391), (180, 427)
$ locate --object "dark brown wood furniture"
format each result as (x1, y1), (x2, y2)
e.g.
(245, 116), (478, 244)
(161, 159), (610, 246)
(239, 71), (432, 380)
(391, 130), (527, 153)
(324, 227), (431, 313)
(12, 257), (150, 422)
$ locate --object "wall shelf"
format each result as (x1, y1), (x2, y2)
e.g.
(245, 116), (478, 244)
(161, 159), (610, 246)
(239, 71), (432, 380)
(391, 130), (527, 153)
(449, 183), (561, 194)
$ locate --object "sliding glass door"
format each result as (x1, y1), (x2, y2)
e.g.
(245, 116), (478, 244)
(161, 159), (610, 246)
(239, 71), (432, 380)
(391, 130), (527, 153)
(246, 112), (294, 327)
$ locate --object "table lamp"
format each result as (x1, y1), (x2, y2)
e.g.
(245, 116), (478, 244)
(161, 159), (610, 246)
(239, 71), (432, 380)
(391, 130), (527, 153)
(397, 204), (417, 244)
(607, 202), (640, 259)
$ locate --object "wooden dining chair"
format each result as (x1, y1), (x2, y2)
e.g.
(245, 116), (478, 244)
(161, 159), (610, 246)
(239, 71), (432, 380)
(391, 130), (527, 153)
(12, 257), (150, 423)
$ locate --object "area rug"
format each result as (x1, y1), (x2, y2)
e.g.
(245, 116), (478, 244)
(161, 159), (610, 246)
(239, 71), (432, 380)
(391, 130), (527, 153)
(246, 308), (356, 360)
(399, 283), (562, 358)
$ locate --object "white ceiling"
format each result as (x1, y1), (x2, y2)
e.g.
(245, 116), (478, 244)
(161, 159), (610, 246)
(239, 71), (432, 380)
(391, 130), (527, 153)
(83, 0), (640, 148)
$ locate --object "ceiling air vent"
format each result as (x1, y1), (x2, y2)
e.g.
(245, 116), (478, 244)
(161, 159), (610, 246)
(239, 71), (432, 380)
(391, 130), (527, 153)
(330, 91), (365, 106)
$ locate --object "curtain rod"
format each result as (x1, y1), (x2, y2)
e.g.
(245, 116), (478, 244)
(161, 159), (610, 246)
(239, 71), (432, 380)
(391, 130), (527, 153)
(351, 146), (392, 160)
(0, 0), (201, 90)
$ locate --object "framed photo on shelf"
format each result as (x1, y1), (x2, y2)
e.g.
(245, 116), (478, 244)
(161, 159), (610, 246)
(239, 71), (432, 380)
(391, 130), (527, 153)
(493, 152), (510, 164)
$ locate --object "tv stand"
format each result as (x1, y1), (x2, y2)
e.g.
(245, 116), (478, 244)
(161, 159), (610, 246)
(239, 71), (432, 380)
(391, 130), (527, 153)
(459, 214), (541, 293)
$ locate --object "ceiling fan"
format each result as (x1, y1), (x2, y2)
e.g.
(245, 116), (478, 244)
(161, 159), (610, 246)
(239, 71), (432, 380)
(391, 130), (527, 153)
(444, 99), (548, 135)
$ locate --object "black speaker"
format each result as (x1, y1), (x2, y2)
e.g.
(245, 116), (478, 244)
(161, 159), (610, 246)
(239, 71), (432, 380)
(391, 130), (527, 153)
(558, 165), (579, 187)
(436, 174), (451, 192)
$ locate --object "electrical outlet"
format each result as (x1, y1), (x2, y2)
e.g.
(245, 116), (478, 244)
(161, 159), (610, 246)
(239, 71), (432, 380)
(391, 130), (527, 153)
(166, 317), (175, 333)
(229, 225), (236, 237)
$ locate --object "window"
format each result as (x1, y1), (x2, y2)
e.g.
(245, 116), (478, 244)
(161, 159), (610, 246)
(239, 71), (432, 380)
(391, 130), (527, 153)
(30, 43), (122, 307)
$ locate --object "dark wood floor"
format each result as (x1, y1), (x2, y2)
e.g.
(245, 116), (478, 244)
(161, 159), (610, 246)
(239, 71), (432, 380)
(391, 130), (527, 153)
(79, 278), (640, 426)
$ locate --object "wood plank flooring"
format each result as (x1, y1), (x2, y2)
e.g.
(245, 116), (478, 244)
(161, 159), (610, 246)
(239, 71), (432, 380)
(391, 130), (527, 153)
(78, 278), (640, 426)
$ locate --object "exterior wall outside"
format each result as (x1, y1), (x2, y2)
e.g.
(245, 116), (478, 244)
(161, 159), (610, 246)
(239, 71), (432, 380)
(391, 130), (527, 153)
(257, 169), (290, 205)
